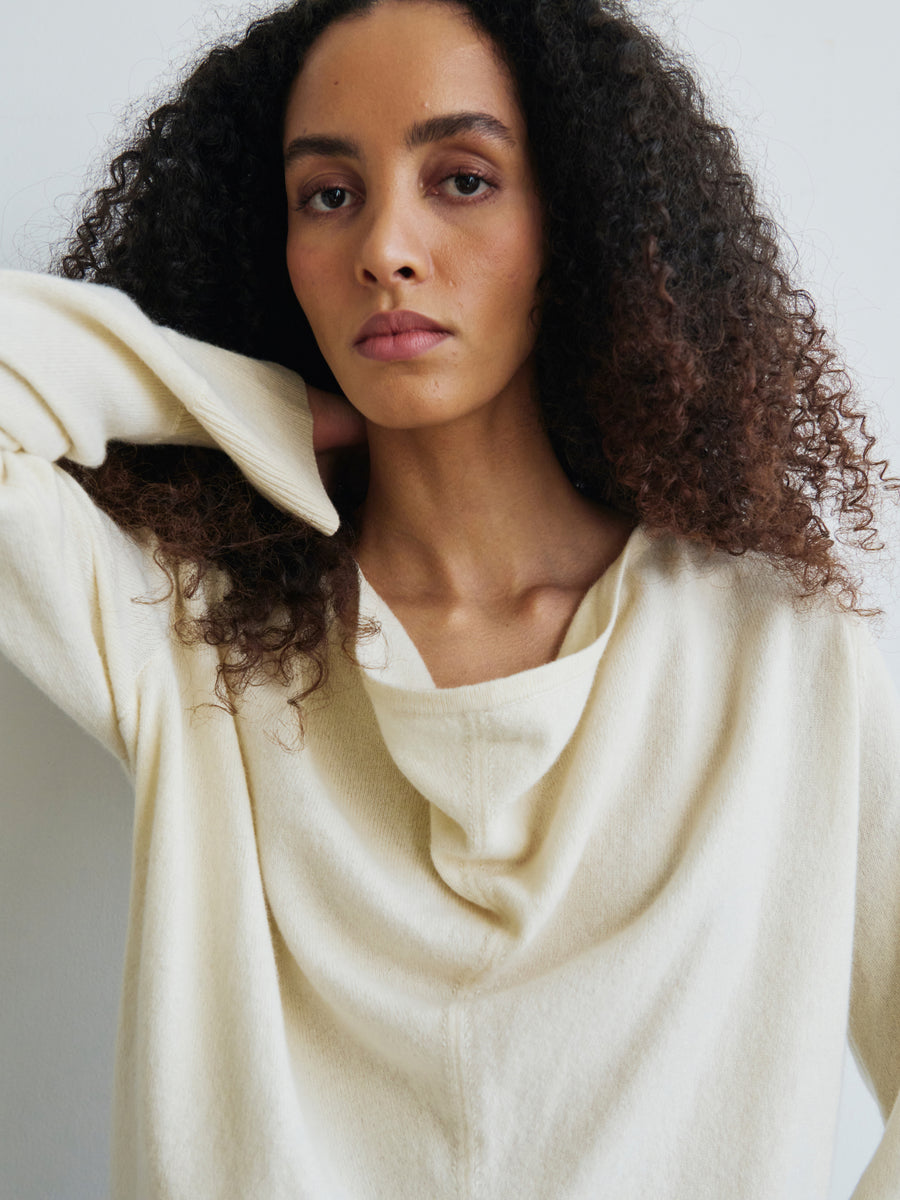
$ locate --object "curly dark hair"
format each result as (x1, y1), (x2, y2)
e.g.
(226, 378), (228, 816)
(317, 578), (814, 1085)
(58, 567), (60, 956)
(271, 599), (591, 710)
(55, 0), (897, 729)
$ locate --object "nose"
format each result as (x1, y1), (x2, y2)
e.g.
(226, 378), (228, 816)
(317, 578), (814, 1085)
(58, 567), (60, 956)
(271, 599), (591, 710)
(355, 188), (432, 287)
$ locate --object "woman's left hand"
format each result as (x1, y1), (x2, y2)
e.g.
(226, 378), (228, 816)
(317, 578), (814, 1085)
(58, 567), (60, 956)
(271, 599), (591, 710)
(307, 385), (368, 490)
(307, 385), (368, 453)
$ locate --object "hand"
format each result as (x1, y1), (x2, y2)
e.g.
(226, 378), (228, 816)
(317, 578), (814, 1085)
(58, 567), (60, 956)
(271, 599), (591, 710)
(307, 385), (368, 491)
(307, 385), (367, 453)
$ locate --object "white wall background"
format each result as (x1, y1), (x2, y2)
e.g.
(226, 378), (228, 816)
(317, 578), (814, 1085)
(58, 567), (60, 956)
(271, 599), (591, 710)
(0, 1), (897, 1196)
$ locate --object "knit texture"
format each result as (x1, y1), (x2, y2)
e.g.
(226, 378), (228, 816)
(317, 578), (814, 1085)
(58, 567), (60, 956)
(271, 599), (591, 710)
(1, 270), (898, 1199)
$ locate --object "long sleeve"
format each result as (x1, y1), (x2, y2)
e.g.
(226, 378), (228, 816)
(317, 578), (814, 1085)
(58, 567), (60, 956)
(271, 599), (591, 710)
(0, 270), (337, 764)
(848, 620), (900, 1196)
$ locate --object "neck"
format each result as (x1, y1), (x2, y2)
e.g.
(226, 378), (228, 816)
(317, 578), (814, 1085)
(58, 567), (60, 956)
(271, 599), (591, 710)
(355, 387), (627, 607)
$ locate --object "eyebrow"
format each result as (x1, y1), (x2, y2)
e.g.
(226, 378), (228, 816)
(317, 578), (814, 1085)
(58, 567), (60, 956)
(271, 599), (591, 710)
(283, 111), (516, 166)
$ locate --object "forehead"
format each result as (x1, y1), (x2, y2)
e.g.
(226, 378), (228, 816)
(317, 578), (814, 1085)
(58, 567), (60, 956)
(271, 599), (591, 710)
(284, 1), (523, 142)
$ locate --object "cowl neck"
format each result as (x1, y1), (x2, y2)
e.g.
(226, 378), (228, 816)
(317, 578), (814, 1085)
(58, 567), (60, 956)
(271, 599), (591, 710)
(352, 525), (647, 827)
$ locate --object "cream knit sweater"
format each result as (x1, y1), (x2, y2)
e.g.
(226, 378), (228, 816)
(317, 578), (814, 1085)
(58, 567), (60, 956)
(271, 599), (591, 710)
(2, 270), (899, 1200)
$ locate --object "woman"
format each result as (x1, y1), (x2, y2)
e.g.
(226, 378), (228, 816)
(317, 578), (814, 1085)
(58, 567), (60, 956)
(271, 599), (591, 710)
(2, 0), (898, 1196)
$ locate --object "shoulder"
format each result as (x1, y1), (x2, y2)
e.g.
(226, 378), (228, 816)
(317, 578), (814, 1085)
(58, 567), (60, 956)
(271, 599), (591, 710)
(632, 525), (839, 610)
(626, 525), (861, 665)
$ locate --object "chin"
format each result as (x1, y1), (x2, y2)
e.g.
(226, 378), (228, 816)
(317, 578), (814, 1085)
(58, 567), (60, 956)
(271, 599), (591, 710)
(340, 380), (470, 429)
(361, 407), (465, 432)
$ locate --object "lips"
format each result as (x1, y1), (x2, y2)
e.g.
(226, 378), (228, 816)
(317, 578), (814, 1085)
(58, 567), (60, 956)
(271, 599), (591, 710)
(353, 309), (452, 363)
(354, 309), (449, 343)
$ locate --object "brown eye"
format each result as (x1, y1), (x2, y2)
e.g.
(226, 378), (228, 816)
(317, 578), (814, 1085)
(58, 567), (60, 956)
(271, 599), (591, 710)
(454, 174), (482, 195)
(317, 187), (349, 210)
(439, 172), (494, 200)
(299, 184), (359, 214)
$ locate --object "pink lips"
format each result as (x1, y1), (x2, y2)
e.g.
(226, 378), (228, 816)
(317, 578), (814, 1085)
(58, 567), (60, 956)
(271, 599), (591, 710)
(354, 310), (451, 362)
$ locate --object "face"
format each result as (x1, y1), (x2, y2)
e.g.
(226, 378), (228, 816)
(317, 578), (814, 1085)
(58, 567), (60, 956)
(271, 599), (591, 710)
(283, 0), (544, 431)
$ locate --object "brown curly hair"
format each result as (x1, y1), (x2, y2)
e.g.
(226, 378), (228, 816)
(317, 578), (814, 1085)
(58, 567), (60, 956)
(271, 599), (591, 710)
(55, 0), (898, 730)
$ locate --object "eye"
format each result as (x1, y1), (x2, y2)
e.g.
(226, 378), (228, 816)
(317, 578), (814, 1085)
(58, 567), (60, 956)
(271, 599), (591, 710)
(439, 172), (495, 200)
(298, 185), (358, 214)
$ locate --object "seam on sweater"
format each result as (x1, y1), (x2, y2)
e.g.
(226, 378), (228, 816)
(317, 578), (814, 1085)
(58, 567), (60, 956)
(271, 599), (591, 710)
(462, 994), (484, 1200)
(463, 715), (483, 905)
(470, 713), (486, 893)
(446, 958), (497, 1200)
(127, 627), (202, 774)
(442, 995), (467, 1199)
(69, 526), (156, 774)
(127, 652), (160, 774)
(450, 718), (490, 1199)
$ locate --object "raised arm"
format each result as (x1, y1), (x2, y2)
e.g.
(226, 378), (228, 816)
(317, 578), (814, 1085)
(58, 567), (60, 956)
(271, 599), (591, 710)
(0, 270), (339, 763)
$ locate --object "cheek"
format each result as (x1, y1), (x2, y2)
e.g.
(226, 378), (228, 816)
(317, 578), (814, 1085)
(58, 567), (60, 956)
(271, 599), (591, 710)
(509, 209), (545, 289)
(286, 238), (335, 324)
(478, 220), (543, 323)
(485, 196), (541, 271)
